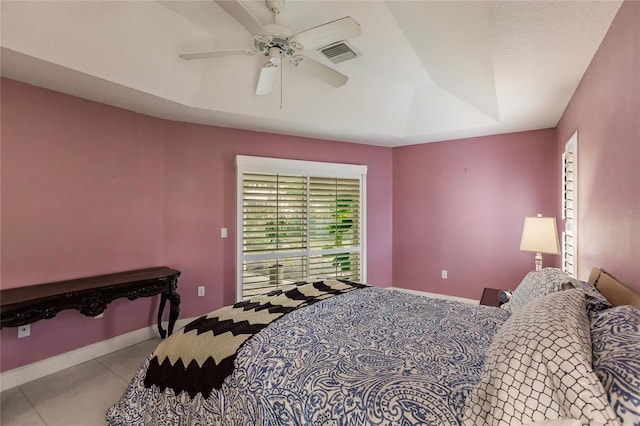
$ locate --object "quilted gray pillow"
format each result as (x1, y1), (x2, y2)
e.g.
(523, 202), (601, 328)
(508, 268), (573, 313)
(463, 289), (618, 425)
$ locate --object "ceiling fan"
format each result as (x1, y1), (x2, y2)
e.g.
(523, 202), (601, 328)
(179, 0), (361, 96)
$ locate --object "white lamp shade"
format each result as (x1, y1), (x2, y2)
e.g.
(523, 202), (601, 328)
(520, 216), (560, 255)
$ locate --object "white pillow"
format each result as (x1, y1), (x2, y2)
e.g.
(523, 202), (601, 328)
(508, 268), (573, 313)
(463, 289), (617, 425)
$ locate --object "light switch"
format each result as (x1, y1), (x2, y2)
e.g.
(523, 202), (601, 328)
(221, 228), (228, 238)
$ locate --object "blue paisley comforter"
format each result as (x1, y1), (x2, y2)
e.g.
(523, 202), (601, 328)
(107, 287), (508, 425)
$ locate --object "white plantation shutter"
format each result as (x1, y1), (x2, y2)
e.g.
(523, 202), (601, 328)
(308, 177), (361, 280)
(236, 156), (366, 300)
(562, 133), (578, 277)
(241, 173), (308, 298)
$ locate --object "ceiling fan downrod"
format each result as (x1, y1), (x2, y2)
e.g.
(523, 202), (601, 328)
(266, 0), (285, 15)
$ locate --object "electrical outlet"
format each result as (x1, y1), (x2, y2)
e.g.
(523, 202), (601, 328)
(221, 228), (228, 238)
(18, 324), (30, 338)
(441, 270), (448, 279)
(198, 286), (205, 297)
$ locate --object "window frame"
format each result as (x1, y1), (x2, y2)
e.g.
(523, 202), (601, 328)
(235, 155), (367, 301)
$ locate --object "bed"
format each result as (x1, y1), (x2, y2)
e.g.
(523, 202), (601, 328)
(106, 268), (640, 425)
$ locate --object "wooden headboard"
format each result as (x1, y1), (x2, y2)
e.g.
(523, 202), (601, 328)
(588, 268), (640, 308)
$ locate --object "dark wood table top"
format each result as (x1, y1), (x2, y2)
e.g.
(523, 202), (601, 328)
(1, 267), (180, 307)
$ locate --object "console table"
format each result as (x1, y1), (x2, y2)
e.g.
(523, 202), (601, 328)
(0, 267), (181, 338)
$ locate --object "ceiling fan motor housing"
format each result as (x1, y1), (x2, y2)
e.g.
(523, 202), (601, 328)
(255, 24), (296, 58)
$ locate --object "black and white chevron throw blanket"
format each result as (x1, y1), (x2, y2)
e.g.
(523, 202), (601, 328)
(143, 279), (368, 399)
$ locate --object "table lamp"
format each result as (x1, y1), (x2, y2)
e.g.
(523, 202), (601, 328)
(520, 214), (560, 271)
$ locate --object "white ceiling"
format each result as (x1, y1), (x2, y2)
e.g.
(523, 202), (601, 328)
(0, 1), (622, 147)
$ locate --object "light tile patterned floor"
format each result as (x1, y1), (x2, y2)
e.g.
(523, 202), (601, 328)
(1, 338), (161, 426)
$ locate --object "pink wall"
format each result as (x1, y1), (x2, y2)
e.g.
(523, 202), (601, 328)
(0, 78), (393, 371)
(556, 0), (639, 290)
(1, 81), (166, 285)
(392, 130), (559, 298)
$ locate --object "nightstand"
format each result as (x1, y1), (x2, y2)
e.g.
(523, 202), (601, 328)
(479, 288), (502, 307)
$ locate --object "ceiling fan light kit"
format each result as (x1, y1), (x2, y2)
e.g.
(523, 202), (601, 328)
(267, 47), (282, 65)
(179, 0), (361, 96)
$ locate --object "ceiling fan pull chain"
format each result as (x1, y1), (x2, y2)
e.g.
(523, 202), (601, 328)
(280, 49), (284, 109)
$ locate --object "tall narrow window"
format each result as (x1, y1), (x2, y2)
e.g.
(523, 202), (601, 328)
(562, 132), (578, 277)
(236, 156), (367, 300)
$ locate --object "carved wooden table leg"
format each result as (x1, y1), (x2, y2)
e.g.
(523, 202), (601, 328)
(157, 292), (169, 338)
(167, 291), (181, 336)
(157, 277), (181, 338)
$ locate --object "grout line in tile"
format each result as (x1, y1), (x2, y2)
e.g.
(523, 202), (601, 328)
(17, 385), (48, 426)
(95, 357), (131, 384)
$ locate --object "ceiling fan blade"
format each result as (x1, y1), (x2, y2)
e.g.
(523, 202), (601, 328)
(289, 16), (361, 50)
(292, 56), (348, 88)
(214, 0), (266, 36)
(179, 49), (255, 60)
(256, 63), (278, 95)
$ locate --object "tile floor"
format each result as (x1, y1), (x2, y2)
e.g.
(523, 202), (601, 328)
(1, 337), (161, 426)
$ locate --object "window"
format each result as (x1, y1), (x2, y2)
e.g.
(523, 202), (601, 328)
(562, 132), (578, 277)
(236, 156), (367, 300)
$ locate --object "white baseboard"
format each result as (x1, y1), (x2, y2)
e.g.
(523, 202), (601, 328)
(391, 287), (479, 305)
(0, 317), (195, 392)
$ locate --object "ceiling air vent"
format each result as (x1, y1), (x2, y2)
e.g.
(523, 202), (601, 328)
(318, 41), (360, 64)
